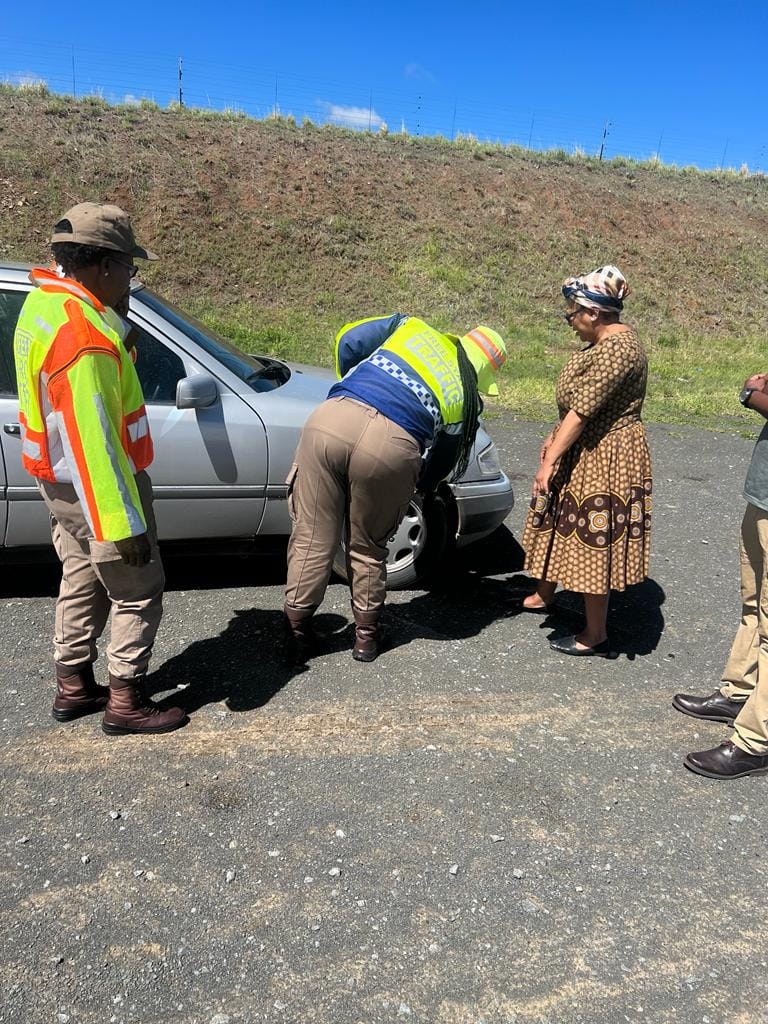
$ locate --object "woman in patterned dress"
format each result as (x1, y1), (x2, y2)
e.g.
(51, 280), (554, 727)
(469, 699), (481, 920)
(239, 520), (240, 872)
(520, 266), (652, 656)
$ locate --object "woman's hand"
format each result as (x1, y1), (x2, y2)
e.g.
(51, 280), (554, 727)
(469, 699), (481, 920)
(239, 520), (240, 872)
(531, 410), (586, 499)
(533, 460), (556, 497)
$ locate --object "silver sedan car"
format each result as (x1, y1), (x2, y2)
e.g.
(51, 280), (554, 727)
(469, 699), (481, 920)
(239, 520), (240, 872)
(0, 263), (514, 588)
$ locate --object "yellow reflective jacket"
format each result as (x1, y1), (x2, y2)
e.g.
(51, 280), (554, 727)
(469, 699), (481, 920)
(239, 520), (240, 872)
(13, 268), (153, 541)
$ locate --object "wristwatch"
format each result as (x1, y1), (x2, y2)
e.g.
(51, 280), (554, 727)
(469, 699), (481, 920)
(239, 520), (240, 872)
(739, 387), (756, 408)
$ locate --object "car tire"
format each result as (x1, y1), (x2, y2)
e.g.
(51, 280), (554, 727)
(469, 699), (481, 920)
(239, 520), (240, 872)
(333, 491), (454, 591)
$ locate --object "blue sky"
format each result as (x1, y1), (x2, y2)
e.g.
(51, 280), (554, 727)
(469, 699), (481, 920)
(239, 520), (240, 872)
(2, 0), (767, 170)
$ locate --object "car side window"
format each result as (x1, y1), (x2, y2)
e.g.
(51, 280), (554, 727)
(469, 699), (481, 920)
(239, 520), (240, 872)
(0, 290), (27, 396)
(130, 323), (186, 404)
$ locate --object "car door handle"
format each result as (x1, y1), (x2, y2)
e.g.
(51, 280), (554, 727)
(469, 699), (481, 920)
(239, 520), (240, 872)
(3, 423), (21, 437)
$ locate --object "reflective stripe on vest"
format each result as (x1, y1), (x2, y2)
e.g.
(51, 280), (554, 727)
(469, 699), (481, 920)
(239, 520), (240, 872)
(369, 352), (441, 427)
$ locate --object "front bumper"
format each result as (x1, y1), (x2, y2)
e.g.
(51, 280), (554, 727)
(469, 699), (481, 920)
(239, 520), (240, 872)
(449, 472), (515, 546)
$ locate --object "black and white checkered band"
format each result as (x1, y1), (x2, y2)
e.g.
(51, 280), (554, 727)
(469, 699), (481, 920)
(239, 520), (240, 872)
(370, 352), (441, 426)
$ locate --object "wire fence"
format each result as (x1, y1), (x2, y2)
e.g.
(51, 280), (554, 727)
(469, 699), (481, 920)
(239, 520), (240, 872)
(2, 37), (766, 174)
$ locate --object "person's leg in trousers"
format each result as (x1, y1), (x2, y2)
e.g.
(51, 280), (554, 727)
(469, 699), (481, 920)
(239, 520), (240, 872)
(674, 503), (761, 726)
(732, 507), (768, 754)
(284, 400), (352, 656)
(50, 513), (111, 720)
(347, 411), (421, 661)
(720, 503), (762, 702)
(93, 472), (185, 735)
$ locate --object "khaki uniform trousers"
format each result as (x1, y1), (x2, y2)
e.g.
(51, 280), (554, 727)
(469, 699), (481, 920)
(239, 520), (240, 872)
(720, 502), (768, 753)
(39, 470), (164, 682)
(285, 396), (422, 613)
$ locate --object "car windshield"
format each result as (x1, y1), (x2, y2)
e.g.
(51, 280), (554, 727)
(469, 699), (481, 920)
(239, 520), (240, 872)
(137, 287), (290, 390)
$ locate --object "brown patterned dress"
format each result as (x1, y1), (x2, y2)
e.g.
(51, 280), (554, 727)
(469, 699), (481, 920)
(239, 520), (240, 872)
(522, 327), (652, 595)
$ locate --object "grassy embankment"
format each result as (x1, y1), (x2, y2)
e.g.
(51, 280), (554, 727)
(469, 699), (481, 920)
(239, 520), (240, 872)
(1, 85), (767, 430)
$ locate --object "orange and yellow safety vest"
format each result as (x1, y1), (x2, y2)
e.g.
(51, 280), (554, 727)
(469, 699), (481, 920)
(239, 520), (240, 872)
(13, 268), (153, 542)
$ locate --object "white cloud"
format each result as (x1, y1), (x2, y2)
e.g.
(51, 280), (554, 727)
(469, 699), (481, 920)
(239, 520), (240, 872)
(122, 94), (140, 105)
(318, 100), (387, 132)
(404, 63), (436, 83)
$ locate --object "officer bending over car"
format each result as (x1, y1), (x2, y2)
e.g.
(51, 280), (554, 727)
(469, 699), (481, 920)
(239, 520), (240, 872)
(283, 313), (507, 664)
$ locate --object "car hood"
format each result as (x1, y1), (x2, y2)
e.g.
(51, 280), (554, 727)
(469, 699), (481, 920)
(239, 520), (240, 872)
(242, 361), (336, 485)
(283, 360), (337, 389)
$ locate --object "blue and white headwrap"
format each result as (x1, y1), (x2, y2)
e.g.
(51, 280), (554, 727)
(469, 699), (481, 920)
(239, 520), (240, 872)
(562, 265), (630, 312)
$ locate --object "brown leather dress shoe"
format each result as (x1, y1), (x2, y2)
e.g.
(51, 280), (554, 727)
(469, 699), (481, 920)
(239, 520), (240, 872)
(684, 740), (768, 779)
(672, 689), (744, 724)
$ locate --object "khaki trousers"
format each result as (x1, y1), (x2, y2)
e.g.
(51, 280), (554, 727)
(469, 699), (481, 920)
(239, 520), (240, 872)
(39, 470), (164, 681)
(285, 396), (422, 612)
(720, 502), (768, 753)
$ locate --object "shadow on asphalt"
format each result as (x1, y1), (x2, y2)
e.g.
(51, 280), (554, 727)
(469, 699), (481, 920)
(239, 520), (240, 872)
(386, 526), (526, 648)
(0, 546), (289, 598)
(146, 608), (351, 713)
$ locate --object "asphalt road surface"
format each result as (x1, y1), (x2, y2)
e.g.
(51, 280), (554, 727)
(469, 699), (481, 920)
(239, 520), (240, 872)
(2, 417), (767, 1024)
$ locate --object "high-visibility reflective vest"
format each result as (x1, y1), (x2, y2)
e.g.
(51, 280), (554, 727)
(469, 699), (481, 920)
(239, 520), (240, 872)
(334, 315), (465, 427)
(377, 317), (464, 424)
(13, 268), (153, 542)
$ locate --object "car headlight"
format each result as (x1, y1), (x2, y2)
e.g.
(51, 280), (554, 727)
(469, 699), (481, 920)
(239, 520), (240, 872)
(477, 442), (502, 477)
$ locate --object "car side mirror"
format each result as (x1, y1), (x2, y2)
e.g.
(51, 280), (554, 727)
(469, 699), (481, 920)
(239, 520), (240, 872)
(175, 374), (218, 410)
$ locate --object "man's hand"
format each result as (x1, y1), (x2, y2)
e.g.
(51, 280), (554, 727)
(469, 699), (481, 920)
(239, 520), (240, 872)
(744, 373), (768, 392)
(115, 533), (152, 567)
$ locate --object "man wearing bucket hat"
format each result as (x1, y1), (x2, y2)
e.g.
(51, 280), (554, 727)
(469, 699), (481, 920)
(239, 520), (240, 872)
(13, 202), (186, 735)
(284, 313), (507, 663)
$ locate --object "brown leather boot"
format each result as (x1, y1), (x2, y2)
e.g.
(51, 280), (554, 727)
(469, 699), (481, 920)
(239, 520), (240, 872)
(284, 603), (317, 665)
(52, 662), (109, 722)
(352, 606), (386, 663)
(102, 674), (187, 736)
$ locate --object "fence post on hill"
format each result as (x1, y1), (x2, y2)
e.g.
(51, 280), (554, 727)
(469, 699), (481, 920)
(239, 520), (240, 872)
(178, 57), (183, 107)
(598, 121), (610, 161)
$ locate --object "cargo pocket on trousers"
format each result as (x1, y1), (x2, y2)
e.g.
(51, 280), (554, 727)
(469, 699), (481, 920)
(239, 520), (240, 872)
(285, 463), (299, 524)
(376, 497), (412, 547)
